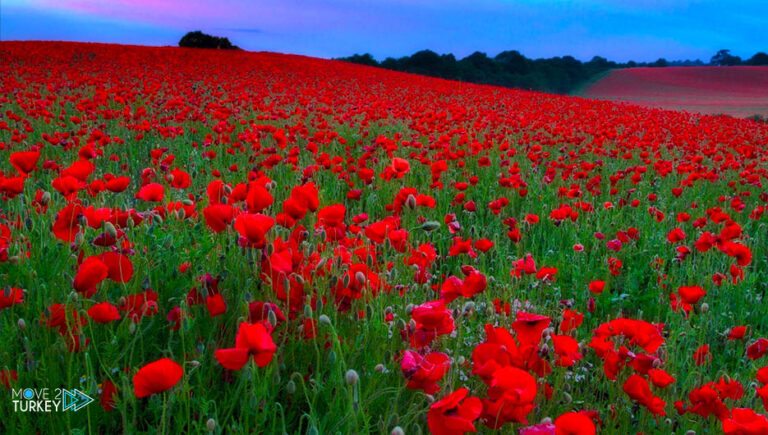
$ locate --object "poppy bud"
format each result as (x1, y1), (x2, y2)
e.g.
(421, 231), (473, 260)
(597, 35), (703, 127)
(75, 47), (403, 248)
(104, 221), (117, 238)
(391, 427), (405, 435)
(343, 274), (350, 288)
(419, 221), (440, 232)
(17, 318), (26, 330)
(397, 319), (406, 331)
(328, 350), (337, 365)
(304, 305), (312, 318)
(318, 315), (331, 326)
(701, 302), (709, 313)
(307, 428), (319, 435)
(40, 191), (51, 205)
(405, 304), (414, 315)
(587, 297), (596, 313)
(74, 232), (85, 247)
(406, 194), (417, 210)
(268, 310), (278, 327)
(345, 369), (358, 386)
(375, 364), (385, 373)
(457, 356), (466, 366)
(286, 380), (296, 395)
(315, 258), (327, 271)
(541, 417), (553, 424)
(316, 299), (324, 313)
(685, 431), (695, 435)
(182, 198), (194, 206)
(189, 360), (200, 367)
(355, 271), (366, 285)
(461, 301), (475, 316)
(206, 418), (216, 432)
(129, 323), (136, 334)
(562, 392), (572, 404)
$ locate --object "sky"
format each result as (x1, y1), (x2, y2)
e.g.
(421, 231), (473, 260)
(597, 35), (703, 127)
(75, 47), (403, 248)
(1, 0), (765, 62)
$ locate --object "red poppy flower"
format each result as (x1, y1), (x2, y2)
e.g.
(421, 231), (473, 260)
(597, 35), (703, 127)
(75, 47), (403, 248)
(135, 183), (165, 202)
(400, 350), (450, 394)
(512, 312), (551, 346)
(215, 322), (277, 370)
(428, 388), (482, 435)
(133, 358), (183, 398)
(87, 302), (121, 323)
(234, 213), (274, 247)
(554, 412), (596, 435)
(73, 256), (109, 297)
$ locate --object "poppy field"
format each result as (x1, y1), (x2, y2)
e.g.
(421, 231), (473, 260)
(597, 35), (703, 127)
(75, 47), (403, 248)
(3, 41), (768, 434)
(583, 66), (768, 118)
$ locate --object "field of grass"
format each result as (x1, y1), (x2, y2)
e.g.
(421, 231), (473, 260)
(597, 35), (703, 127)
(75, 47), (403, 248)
(582, 66), (768, 118)
(2, 42), (768, 434)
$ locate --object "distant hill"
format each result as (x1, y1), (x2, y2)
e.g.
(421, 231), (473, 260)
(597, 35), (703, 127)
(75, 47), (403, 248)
(581, 66), (768, 119)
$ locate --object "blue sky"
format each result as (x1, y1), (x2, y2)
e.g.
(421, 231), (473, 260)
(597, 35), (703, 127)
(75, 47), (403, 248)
(1, 0), (765, 62)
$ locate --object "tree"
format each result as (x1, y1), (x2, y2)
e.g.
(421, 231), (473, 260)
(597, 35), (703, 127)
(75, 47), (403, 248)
(337, 53), (379, 67)
(746, 52), (768, 66)
(179, 31), (239, 50)
(710, 49), (741, 66)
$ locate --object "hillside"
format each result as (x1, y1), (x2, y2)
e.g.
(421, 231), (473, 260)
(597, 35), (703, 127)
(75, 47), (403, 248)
(3, 42), (768, 434)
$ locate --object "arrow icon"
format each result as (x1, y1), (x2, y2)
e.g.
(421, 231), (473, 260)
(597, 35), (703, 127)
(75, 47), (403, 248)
(62, 389), (94, 412)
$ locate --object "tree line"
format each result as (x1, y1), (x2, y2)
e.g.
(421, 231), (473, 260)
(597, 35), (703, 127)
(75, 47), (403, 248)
(337, 49), (768, 95)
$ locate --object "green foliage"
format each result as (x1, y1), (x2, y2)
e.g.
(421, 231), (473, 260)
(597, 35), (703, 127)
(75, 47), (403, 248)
(179, 31), (239, 50)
